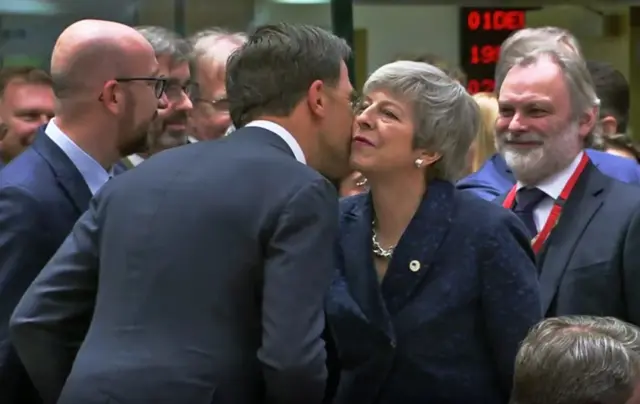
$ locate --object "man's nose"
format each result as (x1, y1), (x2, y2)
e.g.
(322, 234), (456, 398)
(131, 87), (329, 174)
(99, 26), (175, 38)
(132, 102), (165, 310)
(508, 113), (527, 132)
(177, 94), (193, 111)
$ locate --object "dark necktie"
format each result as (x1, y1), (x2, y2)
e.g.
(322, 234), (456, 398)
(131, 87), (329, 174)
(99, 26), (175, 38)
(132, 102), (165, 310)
(514, 187), (547, 237)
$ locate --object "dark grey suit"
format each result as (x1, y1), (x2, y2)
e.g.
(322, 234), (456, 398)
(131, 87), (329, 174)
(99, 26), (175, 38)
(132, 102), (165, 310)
(10, 126), (338, 404)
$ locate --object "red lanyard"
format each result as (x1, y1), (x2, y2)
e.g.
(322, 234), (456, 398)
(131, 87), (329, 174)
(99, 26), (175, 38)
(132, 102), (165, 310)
(502, 153), (589, 254)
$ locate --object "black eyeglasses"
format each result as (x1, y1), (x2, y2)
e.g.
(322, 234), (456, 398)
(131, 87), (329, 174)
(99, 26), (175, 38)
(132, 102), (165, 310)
(164, 80), (192, 101)
(115, 77), (168, 98)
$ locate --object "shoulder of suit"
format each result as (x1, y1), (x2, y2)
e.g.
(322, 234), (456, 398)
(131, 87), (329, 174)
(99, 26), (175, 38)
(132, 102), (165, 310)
(339, 192), (366, 211)
(454, 187), (513, 224)
(0, 149), (52, 192)
(605, 177), (640, 207)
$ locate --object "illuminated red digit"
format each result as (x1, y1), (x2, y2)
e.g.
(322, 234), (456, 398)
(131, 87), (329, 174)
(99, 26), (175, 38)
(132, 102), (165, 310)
(507, 11), (525, 30)
(467, 11), (481, 30)
(481, 79), (495, 92)
(481, 45), (497, 64)
(493, 11), (507, 30)
(470, 45), (480, 64)
(467, 79), (480, 94)
(483, 11), (493, 30)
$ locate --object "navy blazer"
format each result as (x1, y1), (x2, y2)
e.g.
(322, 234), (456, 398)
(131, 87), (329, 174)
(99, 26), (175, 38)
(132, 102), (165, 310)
(0, 130), (92, 404)
(325, 180), (542, 404)
(10, 127), (336, 404)
(457, 150), (640, 200)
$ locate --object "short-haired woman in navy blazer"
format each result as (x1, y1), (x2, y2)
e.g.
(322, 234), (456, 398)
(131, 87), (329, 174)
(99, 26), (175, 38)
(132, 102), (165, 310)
(325, 61), (542, 404)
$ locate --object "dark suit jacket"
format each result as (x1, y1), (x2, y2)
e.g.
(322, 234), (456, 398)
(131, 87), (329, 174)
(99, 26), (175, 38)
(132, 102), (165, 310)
(457, 150), (640, 200)
(0, 130), (93, 404)
(496, 162), (640, 322)
(325, 181), (542, 404)
(10, 126), (338, 404)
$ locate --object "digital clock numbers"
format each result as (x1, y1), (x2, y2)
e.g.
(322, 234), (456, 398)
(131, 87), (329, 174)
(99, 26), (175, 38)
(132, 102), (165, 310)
(459, 8), (527, 94)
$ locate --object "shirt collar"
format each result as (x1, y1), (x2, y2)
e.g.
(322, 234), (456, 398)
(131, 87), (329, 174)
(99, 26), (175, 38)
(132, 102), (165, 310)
(45, 119), (111, 195)
(127, 154), (145, 167)
(516, 151), (584, 199)
(244, 120), (306, 164)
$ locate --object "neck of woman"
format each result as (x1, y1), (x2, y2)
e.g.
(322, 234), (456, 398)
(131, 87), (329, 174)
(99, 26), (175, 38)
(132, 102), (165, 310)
(369, 170), (426, 248)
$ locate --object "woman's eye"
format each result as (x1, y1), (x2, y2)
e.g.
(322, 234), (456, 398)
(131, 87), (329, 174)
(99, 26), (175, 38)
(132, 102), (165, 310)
(382, 110), (397, 119)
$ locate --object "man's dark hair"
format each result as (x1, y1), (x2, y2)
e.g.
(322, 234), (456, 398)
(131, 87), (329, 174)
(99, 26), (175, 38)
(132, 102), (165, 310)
(604, 133), (640, 163)
(0, 66), (52, 99)
(396, 52), (467, 86)
(587, 60), (629, 134)
(225, 23), (351, 127)
(135, 26), (192, 64)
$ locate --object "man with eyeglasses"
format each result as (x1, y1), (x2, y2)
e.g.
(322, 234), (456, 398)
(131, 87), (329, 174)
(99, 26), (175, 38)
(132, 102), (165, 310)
(0, 19), (165, 404)
(120, 26), (193, 169)
(188, 28), (246, 141)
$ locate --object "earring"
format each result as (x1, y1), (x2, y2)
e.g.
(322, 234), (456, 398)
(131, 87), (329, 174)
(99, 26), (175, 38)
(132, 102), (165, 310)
(414, 158), (424, 168)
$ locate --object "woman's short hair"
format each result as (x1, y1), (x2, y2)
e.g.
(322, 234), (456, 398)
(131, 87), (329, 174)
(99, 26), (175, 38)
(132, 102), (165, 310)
(363, 60), (480, 182)
(395, 52), (467, 86)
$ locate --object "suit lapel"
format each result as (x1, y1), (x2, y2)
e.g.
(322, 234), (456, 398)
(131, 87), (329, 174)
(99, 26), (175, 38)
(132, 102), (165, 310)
(31, 129), (92, 213)
(381, 180), (454, 315)
(341, 194), (394, 338)
(538, 163), (607, 313)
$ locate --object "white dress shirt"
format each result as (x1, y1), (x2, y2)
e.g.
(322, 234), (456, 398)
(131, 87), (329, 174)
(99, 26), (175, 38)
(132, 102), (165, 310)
(516, 151), (584, 233)
(45, 119), (111, 195)
(245, 120), (306, 164)
(126, 154), (145, 167)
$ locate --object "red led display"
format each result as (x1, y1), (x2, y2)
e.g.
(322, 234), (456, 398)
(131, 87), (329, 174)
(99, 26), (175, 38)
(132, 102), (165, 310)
(466, 10), (525, 31)
(460, 8), (527, 94)
(470, 45), (500, 65)
(467, 79), (496, 94)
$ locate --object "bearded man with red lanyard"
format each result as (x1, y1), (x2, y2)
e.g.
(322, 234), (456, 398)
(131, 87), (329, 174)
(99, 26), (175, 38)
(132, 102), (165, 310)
(494, 47), (640, 325)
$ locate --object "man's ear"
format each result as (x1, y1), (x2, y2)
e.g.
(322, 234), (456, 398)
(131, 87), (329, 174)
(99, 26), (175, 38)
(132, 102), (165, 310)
(599, 115), (618, 136)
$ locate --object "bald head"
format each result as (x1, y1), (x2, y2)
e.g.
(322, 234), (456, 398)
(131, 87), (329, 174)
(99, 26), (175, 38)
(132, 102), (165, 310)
(51, 19), (157, 100)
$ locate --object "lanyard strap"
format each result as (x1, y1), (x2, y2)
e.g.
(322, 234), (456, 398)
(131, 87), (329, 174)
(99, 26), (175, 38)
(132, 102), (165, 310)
(502, 153), (589, 253)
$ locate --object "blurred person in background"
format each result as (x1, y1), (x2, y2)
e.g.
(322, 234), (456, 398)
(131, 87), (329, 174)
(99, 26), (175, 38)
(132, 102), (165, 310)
(0, 19), (165, 404)
(586, 60), (629, 139)
(0, 66), (55, 169)
(188, 28), (245, 141)
(585, 59), (639, 162)
(121, 26), (193, 169)
(458, 27), (640, 200)
(602, 133), (640, 162)
(325, 61), (541, 404)
(468, 92), (498, 173)
(510, 316), (640, 404)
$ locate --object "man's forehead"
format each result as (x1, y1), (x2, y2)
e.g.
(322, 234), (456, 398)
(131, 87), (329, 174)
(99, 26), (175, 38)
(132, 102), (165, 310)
(167, 61), (190, 81)
(156, 54), (187, 71)
(3, 80), (53, 104)
(500, 60), (566, 102)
